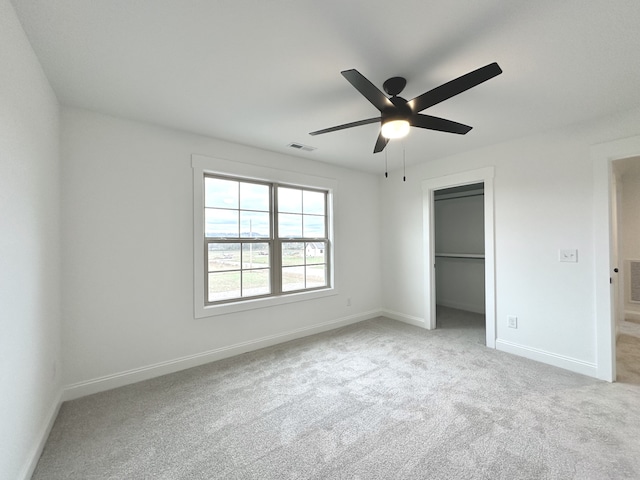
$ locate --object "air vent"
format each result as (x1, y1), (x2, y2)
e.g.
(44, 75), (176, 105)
(287, 142), (316, 152)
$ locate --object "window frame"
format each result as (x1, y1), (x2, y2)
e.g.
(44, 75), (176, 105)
(204, 175), (330, 305)
(192, 154), (337, 318)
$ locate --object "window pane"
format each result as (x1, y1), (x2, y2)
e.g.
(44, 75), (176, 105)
(278, 213), (302, 238)
(303, 190), (325, 215)
(208, 271), (241, 302)
(242, 269), (270, 297)
(240, 211), (270, 238)
(242, 243), (270, 268)
(282, 242), (304, 266)
(306, 264), (326, 289)
(205, 177), (238, 209)
(303, 215), (325, 238)
(282, 266), (305, 292)
(305, 242), (326, 264)
(240, 182), (269, 211)
(205, 208), (238, 238)
(278, 187), (302, 213)
(203, 175), (330, 305)
(208, 243), (240, 272)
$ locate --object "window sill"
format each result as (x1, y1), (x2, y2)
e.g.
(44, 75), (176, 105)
(194, 287), (337, 318)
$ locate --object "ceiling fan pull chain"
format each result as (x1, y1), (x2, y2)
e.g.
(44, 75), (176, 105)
(385, 148), (388, 178)
(403, 145), (406, 182)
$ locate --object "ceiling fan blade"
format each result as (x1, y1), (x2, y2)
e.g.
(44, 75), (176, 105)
(411, 114), (472, 134)
(373, 132), (389, 153)
(341, 69), (394, 112)
(309, 117), (380, 136)
(408, 62), (502, 113)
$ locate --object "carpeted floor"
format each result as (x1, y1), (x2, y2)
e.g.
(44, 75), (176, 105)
(617, 333), (640, 385)
(33, 308), (640, 479)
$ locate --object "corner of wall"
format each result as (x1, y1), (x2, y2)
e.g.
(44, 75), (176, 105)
(18, 391), (63, 480)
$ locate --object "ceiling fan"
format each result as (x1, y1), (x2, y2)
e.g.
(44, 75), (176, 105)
(309, 62), (502, 153)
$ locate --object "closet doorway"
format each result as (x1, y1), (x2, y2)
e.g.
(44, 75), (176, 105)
(611, 156), (640, 384)
(434, 183), (486, 341)
(422, 167), (496, 348)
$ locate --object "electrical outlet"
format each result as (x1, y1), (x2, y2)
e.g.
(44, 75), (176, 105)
(346, 297), (352, 307)
(508, 315), (518, 329)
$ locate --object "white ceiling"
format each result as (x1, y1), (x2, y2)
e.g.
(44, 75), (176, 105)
(10, 0), (640, 173)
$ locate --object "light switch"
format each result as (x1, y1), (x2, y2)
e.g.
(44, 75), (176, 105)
(559, 249), (578, 263)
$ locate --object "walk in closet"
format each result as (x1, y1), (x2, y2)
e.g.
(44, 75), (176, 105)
(434, 183), (485, 316)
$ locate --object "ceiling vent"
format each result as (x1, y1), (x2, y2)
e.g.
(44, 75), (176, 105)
(287, 142), (316, 152)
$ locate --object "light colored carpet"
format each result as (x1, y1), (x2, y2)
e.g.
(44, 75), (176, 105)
(617, 333), (640, 385)
(33, 308), (640, 479)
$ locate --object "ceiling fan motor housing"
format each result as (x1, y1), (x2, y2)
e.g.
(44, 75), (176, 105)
(383, 76), (407, 96)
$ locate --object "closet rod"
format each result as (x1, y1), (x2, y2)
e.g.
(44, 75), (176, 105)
(434, 192), (484, 201)
(435, 253), (485, 259)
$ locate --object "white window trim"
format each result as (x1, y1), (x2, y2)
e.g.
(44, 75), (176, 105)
(192, 154), (337, 318)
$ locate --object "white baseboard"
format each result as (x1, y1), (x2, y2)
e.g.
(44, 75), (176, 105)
(496, 339), (597, 378)
(436, 299), (485, 315)
(19, 389), (63, 480)
(624, 310), (640, 323)
(381, 309), (426, 328)
(63, 310), (382, 401)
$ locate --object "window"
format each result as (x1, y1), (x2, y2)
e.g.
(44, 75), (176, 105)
(204, 175), (330, 305)
(192, 154), (336, 317)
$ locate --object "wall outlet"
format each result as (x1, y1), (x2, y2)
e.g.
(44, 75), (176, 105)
(346, 297), (352, 307)
(508, 315), (518, 329)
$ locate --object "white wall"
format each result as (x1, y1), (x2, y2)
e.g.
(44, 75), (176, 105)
(435, 194), (485, 313)
(61, 108), (382, 393)
(381, 107), (640, 375)
(0, 0), (61, 478)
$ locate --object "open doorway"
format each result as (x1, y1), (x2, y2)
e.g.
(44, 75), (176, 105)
(422, 167), (496, 349)
(593, 134), (640, 381)
(612, 157), (640, 385)
(433, 183), (486, 343)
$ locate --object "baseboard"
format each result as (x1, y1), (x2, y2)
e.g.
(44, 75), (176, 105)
(436, 299), (485, 315)
(63, 310), (382, 401)
(381, 309), (426, 328)
(495, 339), (597, 378)
(19, 389), (63, 480)
(624, 310), (640, 324)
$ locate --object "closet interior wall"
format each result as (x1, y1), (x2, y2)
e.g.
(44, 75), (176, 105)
(434, 184), (486, 315)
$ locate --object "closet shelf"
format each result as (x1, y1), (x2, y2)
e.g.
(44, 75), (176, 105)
(435, 253), (485, 259)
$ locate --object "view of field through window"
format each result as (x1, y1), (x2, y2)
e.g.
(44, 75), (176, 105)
(204, 176), (328, 303)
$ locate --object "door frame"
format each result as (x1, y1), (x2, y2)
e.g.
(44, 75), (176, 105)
(592, 134), (640, 381)
(422, 167), (496, 348)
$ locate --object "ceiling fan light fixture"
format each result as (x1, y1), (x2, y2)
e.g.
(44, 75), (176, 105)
(381, 119), (410, 139)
